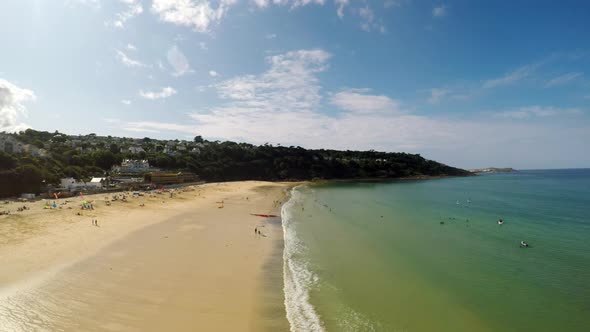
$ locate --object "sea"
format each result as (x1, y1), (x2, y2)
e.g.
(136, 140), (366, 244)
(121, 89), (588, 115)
(280, 169), (590, 332)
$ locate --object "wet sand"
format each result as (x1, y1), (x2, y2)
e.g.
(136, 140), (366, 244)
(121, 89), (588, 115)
(0, 181), (292, 331)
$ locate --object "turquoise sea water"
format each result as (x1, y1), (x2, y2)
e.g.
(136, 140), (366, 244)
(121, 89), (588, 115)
(281, 169), (590, 331)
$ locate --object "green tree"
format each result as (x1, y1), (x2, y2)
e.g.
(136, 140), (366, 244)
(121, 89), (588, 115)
(0, 152), (17, 170)
(92, 150), (118, 170)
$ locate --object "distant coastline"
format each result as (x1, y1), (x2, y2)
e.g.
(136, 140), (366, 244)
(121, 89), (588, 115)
(468, 167), (516, 174)
(311, 173), (475, 185)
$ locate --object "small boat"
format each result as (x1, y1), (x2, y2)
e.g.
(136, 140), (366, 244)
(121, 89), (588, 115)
(498, 219), (504, 225)
(251, 214), (280, 218)
(520, 241), (529, 248)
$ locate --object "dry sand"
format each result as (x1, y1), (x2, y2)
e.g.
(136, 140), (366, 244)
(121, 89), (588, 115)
(0, 181), (293, 331)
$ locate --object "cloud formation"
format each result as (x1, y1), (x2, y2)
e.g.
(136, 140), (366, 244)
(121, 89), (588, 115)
(0, 79), (36, 132)
(358, 6), (385, 33)
(118, 50), (590, 169)
(432, 5), (447, 17)
(545, 72), (583, 87)
(330, 89), (400, 114)
(115, 49), (148, 67)
(139, 87), (177, 99)
(493, 106), (582, 119)
(482, 63), (539, 88)
(151, 0), (237, 33)
(427, 88), (450, 104)
(107, 0), (143, 28)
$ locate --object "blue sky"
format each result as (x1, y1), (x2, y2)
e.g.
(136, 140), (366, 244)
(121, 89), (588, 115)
(1, 0), (589, 169)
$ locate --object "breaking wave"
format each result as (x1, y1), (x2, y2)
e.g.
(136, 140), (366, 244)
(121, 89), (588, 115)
(281, 186), (324, 332)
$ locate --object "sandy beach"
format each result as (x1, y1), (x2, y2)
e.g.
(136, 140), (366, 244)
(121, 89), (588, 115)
(0, 181), (292, 331)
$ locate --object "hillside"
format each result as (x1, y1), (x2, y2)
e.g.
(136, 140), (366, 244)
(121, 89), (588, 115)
(0, 129), (471, 197)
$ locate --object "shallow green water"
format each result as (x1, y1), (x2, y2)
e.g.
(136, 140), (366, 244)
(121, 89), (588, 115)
(282, 169), (590, 331)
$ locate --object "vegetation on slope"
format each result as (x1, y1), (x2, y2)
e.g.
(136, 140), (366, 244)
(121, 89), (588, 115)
(0, 129), (470, 196)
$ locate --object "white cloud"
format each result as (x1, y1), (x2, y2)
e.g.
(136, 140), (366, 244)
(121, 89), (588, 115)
(138, 87), (177, 100)
(253, 0), (325, 10)
(357, 6), (385, 33)
(106, 0), (143, 28)
(151, 0), (237, 33)
(213, 49), (330, 107)
(121, 99), (132, 105)
(482, 63), (539, 88)
(493, 106), (582, 119)
(209, 70), (219, 77)
(127, 43), (137, 51)
(427, 88), (449, 104)
(118, 50), (590, 169)
(0, 79), (36, 132)
(124, 121), (194, 133)
(335, 0), (348, 18)
(151, 0), (383, 33)
(199, 42), (208, 50)
(432, 5), (447, 17)
(384, 0), (405, 8)
(253, 0), (270, 8)
(167, 45), (193, 77)
(545, 72), (583, 87)
(330, 89), (401, 114)
(115, 49), (148, 67)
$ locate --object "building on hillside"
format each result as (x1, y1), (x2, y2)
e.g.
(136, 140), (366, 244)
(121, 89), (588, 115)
(111, 159), (156, 174)
(163, 147), (177, 156)
(128, 146), (145, 154)
(88, 177), (107, 189)
(60, 178), (86, 191)
(144, 172), (199, 186)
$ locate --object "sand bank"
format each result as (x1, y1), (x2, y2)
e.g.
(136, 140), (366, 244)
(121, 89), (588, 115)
(0, 181), (292, 331)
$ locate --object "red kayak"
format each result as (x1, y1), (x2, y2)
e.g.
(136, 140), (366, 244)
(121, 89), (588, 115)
(251, 213), (279, 218)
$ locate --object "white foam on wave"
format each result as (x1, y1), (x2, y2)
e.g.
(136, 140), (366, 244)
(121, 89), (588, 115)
(281, 186), (324, 332)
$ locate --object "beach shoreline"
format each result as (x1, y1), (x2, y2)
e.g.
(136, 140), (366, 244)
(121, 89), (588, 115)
(0, 181), (295, 331)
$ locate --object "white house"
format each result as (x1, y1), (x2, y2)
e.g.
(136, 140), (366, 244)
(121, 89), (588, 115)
(60, 177), (86, 191)
(112, 159), (152, 173)
(88, 177), (106, 189)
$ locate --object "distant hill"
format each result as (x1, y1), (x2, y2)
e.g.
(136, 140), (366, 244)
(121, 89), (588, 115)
(0, 129), (471, 197)
(469, 167), (516, 173)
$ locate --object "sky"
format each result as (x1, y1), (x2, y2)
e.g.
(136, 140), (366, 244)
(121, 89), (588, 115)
(0, 0), (589, 169)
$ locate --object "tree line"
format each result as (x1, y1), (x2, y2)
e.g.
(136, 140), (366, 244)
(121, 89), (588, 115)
(0, 129), (470, 197)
